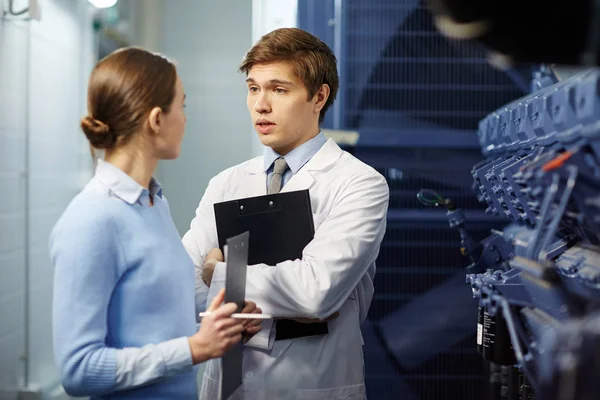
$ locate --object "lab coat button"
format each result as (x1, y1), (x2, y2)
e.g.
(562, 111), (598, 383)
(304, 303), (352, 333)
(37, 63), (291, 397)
(245, 371), (254, 379)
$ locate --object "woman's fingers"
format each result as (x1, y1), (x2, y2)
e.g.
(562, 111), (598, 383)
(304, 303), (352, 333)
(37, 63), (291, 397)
(207, 288), (225, 312)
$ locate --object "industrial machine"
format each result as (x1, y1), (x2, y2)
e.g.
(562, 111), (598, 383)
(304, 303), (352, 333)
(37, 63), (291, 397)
(420, 67), (600, 399)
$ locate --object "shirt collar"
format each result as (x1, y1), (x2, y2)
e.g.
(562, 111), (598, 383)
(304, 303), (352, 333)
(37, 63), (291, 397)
(263, 132), (327, 173)
(95, 159), (163, 205)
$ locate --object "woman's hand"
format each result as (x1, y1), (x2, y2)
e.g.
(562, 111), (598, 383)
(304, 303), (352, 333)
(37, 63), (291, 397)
(188, 288), (244, 363)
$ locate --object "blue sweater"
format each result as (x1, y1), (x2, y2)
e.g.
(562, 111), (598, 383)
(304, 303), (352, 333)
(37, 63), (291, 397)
(50, 160), (198, 399)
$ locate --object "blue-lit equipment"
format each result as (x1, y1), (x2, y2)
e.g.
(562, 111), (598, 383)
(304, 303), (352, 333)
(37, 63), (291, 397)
(421, 68), (600, 400)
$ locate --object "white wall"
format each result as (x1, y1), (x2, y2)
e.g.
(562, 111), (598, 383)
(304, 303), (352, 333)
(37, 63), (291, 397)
(127, 0), (163, 52)
(155, 0), (300, 236)
(0, 0), (95, 398)
(252, 0), (298, 45)
(158, 0), (255, 235)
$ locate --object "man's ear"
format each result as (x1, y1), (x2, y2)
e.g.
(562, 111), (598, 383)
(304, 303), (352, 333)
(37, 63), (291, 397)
(147, 106), (162, 134)
(314, 84), (330, 114)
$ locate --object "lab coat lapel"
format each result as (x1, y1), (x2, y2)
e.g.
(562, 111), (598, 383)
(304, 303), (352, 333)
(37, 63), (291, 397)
(280, 168), (315, 193)
(245, 157), (268, 197)
(281, 138), (342, 193)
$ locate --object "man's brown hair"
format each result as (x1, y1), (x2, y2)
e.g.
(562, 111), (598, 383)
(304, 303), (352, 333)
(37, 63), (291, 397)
(239, 28), (339, 123)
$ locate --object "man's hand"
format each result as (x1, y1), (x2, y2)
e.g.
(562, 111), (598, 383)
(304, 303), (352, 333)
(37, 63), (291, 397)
(289, 311), (340, 324)
(202, 248), (223, 286)
(239, 301), (263, 344)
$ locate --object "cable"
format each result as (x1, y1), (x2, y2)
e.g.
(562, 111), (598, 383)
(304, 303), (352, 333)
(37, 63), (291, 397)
(7, 0), (29, 16)
(416, 188), (444, 207)
(417, 188), (457, 210)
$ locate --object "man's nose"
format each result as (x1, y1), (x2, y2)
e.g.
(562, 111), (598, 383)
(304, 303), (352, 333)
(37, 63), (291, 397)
(254, 94), (271, 113)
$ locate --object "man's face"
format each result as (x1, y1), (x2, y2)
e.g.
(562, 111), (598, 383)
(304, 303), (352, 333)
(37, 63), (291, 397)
(246, 61), (327, 155)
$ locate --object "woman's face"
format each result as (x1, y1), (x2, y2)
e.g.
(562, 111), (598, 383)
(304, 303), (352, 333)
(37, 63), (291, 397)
(154, 75), (187, 160)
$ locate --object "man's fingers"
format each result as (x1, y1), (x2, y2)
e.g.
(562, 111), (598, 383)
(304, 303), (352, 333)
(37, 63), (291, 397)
(240, 302), (260, 327)
(247, 317), (262, 327)
(240, 302), (255, 324)
(207, 289), (225, 312)
(207, 248), (224, 262)
(213, 302), (238, 318)
(245, 325), (262, 335)
(241, 301), (257, 313)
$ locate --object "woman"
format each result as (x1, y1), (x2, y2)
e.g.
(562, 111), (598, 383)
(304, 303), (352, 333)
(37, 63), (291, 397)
(50, 47), (260, 399)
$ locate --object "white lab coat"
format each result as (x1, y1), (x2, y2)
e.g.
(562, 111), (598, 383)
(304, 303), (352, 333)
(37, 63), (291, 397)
(182, 138), (389, 400)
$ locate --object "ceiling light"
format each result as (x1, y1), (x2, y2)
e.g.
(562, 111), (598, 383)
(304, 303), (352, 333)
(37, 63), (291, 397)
(88, 0), (118, 9)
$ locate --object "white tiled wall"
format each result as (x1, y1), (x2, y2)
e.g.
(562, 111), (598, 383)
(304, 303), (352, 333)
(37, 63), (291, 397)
(0, 0), (94, 398)
(0, 15), (28, 399)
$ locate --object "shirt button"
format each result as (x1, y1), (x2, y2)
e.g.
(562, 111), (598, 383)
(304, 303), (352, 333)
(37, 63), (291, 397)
(245, 371), (254, 379)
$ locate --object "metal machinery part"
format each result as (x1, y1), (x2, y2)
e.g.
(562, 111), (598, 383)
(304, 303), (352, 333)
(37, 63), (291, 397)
(419, 68), (600, 400)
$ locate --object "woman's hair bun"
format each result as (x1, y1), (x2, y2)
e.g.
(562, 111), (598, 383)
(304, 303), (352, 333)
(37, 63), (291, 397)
(81, 116), (116, 149)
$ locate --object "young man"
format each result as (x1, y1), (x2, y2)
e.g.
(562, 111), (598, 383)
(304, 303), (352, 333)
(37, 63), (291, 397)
(182, 28), (389, 399)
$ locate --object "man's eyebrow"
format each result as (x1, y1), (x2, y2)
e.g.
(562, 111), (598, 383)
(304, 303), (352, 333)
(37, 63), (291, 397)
(269, 79), (295, 86)
(245, 78), (295, 86)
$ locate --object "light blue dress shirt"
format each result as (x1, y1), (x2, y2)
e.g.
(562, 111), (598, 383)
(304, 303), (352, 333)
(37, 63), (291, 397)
(263, 132), (328, 189)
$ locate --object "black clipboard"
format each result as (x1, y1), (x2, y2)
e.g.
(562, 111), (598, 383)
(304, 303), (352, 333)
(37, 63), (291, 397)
(214, 189), (328, 341)
(214, 189), (315, 266)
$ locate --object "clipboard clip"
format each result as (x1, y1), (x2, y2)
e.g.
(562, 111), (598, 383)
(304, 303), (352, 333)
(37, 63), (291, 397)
(238, 195), (283, 216)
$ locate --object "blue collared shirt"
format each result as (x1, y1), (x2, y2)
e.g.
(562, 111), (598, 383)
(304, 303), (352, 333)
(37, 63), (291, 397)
(263, 132), (328, 190)
(95, 159), (163, 206)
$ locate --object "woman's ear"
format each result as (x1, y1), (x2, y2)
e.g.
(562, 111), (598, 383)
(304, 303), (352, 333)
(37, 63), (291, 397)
(147, 106), (163, 134)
